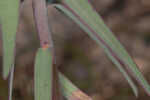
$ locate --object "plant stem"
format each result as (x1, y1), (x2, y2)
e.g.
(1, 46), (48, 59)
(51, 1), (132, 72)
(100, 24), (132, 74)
(32, 0), (60, 99)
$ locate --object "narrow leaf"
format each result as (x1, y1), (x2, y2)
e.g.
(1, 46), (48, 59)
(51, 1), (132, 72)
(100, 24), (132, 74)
(105, 48), (138, 96)
(55, 0), (150, 96)
(55, 4), (139, 96)
(58, 72), (92, 100)
(54, 6), (138, 96)
(0, 0), (19, 79)
(34, 48), (53, 100)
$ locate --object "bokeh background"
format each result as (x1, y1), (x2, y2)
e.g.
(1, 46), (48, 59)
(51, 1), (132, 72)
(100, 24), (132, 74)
(1, 0), (150, 100)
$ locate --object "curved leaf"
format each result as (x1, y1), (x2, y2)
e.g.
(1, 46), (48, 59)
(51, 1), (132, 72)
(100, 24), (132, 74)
(55, 5), (138, 96)
(55, 0), (150, 96)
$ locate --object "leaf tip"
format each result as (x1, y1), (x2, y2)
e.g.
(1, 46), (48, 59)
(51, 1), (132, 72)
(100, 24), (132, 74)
(2, 65), (14, 80)
(2, 70), (9, 80)
(69, 90), (92, 100)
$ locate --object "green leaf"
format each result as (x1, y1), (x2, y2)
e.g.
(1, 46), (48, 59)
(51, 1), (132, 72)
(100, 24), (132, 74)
(34, 48), (53, 100)
(58, 72), (92, 100)
(55, 5), (138, 96)
(0, 0), (19, 79)
(104, 47), (138, 96)
(55, 0), (150, 96)
(58, 72), (77, 99)
(55, 5), (139, 96)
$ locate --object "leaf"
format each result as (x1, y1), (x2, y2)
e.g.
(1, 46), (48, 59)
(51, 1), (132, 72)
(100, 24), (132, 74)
(55, 5), (138, 96)
(0, 0), (19, 79)
(55, 0), (150, 96)
(58, 72), (92, 100)
(34, 48), (53, 100)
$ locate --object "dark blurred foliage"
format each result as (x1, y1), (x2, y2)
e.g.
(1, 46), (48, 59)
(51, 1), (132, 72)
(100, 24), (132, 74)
(1, 0), (150, 100)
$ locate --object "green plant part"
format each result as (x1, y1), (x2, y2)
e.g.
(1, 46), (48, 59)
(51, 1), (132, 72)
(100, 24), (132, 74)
(32, 0), (59, 99)
(54, 5), (138, 96)
(35, 48), (53, 100)
(0, 0), (19, 79)
(59, 72), (92, 100)
(55, 0), (150, 96)
(0, 1), (19, 100)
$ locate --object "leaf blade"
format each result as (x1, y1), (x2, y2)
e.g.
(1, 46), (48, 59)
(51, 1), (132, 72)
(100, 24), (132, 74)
(55, 0), (150, 96)
(58, 72), (92, 100)
(0, 0), (19, 79)
(34, 48), (53, 100)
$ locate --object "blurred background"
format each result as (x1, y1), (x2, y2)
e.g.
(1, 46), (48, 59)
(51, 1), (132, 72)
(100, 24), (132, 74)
(1, 0), (150, 100)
